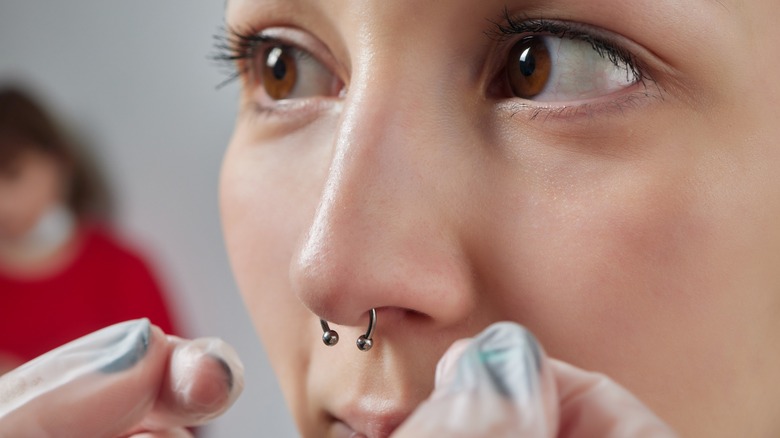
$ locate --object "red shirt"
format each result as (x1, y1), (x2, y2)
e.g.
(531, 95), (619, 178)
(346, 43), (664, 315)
(0, 224), (179, 362)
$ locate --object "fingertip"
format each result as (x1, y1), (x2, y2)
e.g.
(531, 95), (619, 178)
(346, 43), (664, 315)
(422, 323), (559, 436)
(434, 338), (471, 388)
(175, 350), (231, 415)
(210, 354), (234, 392)
(434, 322), (552, 404)
(144, 337), (244, 429)
(100, 319), (163, 374)
(130, 428), (194, 438)
(172, 339), (243, 417)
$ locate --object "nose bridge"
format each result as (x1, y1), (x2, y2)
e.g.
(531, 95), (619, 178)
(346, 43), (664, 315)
(292, 61), (473, 328)
(329, 76), (435, 225)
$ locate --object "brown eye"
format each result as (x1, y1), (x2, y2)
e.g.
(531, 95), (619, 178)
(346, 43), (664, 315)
(506, 36), (552, 99)
(262, 46), (298, 100)
(252, 43), (340, 104)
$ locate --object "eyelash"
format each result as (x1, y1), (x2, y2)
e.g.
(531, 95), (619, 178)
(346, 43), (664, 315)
(212, 15), (658, 118)
(491, 13), (649, 86)
(212, 26), (273, 89)
(491, 12), (659, 119)
(213, 27), (324, 117)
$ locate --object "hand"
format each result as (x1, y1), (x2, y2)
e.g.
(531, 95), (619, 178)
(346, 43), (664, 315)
(0, 352), (23, 376)
(392, 322), (676, 438)
(0, 319), (243, 438)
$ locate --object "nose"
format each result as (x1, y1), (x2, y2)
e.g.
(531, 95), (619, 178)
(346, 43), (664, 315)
(290, 69), (477, 336)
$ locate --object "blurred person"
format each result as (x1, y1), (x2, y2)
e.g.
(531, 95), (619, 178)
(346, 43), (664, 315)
(0, 86), (180, 375)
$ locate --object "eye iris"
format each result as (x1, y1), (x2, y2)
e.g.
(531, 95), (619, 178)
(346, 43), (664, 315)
(507, 37), (551, 99)
(262, 46), (297, 100)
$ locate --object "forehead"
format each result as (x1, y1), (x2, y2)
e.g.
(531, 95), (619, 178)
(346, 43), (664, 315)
(225, 0), (727, 20)
(224, 0), (729, 47)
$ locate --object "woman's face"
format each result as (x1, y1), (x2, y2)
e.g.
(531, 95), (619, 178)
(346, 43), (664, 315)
(0, 149), (63, 240)
(220, 1), (780, 436)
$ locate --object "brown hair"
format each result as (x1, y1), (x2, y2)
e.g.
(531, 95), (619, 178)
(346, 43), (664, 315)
(0, 86), (112, 220)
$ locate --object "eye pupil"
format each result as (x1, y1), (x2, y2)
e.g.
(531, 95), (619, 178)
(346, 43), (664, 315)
(272, 57), (287, 80)
(507, 37), (551, 99)
(518, 46), (536, 76)
(262, 46), (297, 100)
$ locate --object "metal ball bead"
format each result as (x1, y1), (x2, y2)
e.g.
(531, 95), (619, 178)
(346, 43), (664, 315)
(322, 330), (339, 346)
(356, 336), (373, 351)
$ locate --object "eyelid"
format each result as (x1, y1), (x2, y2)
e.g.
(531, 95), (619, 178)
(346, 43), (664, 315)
(483, 15), (667, 119)
(252, 27), (345, 87)
(489, 15), (668, 88)
(497, 88), (661, 124)
(488, 18), (645, 82)
(215, 25), (345, 93)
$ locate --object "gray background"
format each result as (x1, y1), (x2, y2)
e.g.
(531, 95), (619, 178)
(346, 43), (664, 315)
(0, 1), (297, 436)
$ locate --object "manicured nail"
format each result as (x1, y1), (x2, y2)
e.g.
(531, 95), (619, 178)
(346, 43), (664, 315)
(208, 353), (234, 391)
(101, 319), (151, 373)
(472, 322), (543, 402)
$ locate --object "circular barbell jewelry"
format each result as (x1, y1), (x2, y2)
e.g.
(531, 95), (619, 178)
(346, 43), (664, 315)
(320, 308), (377, 351)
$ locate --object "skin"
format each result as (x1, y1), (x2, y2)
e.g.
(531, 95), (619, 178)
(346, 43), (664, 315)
(0, 149), (63, 241)
(220, 0), (780, 436)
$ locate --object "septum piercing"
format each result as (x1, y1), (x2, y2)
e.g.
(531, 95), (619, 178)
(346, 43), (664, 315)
(320, 308), (377, 351)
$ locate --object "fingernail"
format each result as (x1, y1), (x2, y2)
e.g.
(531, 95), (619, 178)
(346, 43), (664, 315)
(101, 319), (151, 373)
(208, 353), (234, 392)
(472, 322), (543, 402)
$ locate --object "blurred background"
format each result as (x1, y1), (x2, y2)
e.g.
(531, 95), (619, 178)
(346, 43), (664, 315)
(0, 1), (297, 436)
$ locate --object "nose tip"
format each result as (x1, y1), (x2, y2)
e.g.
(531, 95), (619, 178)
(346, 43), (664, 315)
(291, 223), (404, 326)
(291, 219), (367, 325)
(289, 186), (476, 334)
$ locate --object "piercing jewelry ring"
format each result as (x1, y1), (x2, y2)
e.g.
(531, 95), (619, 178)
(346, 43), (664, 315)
(320, 308), (377, 351)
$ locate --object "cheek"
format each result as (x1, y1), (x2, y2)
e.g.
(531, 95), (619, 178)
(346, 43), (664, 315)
(488, 155), (716, 340)
(481, 129), (780, 429)
(219, 124), (334, 414)
(220, 136), (309, 339)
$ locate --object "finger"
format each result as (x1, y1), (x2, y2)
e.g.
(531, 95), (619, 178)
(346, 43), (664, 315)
(0, 319), (169, 438)
(128, 428), (193, 438)
(0, 352), (23, 376)
(551, 359), (678, 438)
(393, 322), (558, 438)
(135, 336), (244, 431)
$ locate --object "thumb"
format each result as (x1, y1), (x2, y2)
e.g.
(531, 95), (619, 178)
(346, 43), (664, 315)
(551, 359), (677, 438)
(392, 322), (559, 438)
(132, 335), (244, 432)
(0, 319), (168, 438)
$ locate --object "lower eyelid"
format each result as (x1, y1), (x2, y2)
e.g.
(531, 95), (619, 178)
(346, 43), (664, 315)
(498, 83), (663, 122)
(236, 97), (331, 137)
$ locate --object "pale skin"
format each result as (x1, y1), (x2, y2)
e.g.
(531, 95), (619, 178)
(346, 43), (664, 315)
(220, 0), (780, 437)
(0, 149), (63, 243)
